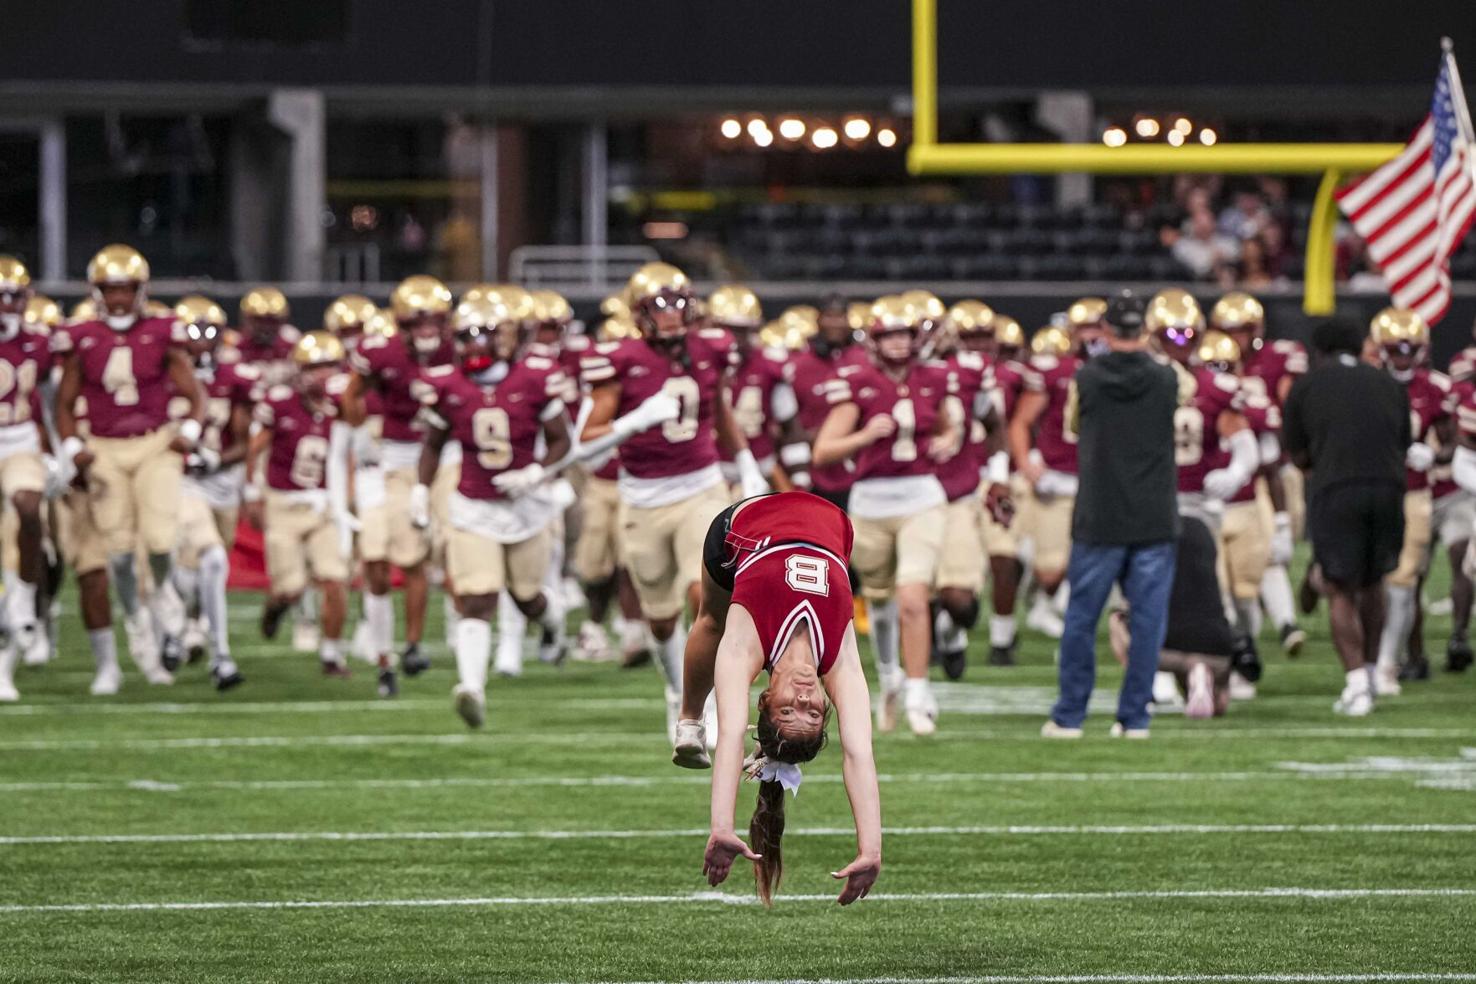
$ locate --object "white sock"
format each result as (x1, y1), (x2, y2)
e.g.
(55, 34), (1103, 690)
(109, 553), (141, 617)
(1260, 566), (1297, 629)
(151, 577), (187, 639)
(866, 599), (900, 679)
(1232, 598), (1258, 640)
(537, 592), (565, 638)
(443, 594), (460, 650)
(497, 592), (526, 662)
(989, 614), (1016, 648)
(88, 628), (119, 675)
(1377, 583), (1415, 672)
(171, 564), (200, 608)
(0, 638), (17, 688)
(655, 620), (686, 694)
(198, 545), (231, 662)
(320, 638), (343, 665)
(363, 592), (394, 658)
(297, 588), (318, 624)
(1345, 667), (1371, 695)
(4, 574), (36, 630)
(454, 617), (492, 694)
(1052, 581), (1071, 615)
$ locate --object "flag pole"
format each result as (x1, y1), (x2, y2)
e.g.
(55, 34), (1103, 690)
(1443, 38), (1476, 149)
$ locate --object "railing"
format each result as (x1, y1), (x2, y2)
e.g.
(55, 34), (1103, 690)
(508, 245), (660, 290)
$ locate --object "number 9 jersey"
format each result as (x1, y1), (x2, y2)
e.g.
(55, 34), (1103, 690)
(580, 330), (735, 482)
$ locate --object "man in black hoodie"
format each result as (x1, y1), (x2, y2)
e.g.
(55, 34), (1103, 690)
(1044, 291), (1180, 738)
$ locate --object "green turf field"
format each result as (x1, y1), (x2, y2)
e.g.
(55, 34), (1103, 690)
(2, 569), (1474, 983)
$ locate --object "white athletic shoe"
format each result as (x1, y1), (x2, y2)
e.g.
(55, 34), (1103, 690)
(1025, 596), (1065, 639)
(0, 677), (17, 702)
(18, 624), (48, 667)
(292, 619), (320, 654)
(182, 618), (208, 664)
(573, 622), (614, 663)
(1374, 666), (1403, 697)
(351, 621), (378, 665)
(1109, 722), (1150, 739)
(1152, 670), (1184, 707)
(875, 672), (903, 733)
(124, 612), (159, 667)
(452, 684), (486, 729)
(90, 666), (122, 696)
(493, 641), (523, 678)
(672, 719), (711, 769)
(1040, 720), (1083, 739)
(1184, 663), (1215, 720)
(537, 621), (566, 666)
(664, 687), (681, 745)
(1332, 687), (1374, 717)
(701, 692), (719, 751)
(904, 684), (938, 737)
(144, 665), (175, 686)
(1228, 672), (1258, 701)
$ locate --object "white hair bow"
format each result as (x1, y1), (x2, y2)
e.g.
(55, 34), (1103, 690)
(743, 751), (803, 796)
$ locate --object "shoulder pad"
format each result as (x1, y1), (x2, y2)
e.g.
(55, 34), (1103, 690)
(423, 364), (456, 379)
(1429, 370), (1452, 391)
(697, 328), (729, 341)
(837, 364), (863, 377)
(1031, 354), (1059, 372)
(325, 373), (351, 397)
(266, 384), (294, 402)
(524, 355), (554, 371)
(1213, 372), (1240, 394)
(1272, 339), (1304, 354)
(595, 341), (623, 355)
(233, 363), (262, 381)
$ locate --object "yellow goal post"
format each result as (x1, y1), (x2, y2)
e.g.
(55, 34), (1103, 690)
(905, 0), (1404, 315)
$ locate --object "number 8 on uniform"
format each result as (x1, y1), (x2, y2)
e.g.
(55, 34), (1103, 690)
(784, 555), (829, 596)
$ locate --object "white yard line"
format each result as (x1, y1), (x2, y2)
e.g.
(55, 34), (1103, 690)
(2, 823), (1473, 846)
(0, 697), (663, 715)
(0, 769), (1437, 795)
(560, 975), (1476, 984)
(0, 887), (1470, 914)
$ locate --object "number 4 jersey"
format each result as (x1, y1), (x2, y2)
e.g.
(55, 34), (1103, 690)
(580, 330), (736, 506)
(52, 316), (187, 438)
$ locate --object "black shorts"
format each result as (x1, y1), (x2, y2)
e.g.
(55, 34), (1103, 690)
(1309, 481), (1405, 589)
(701, 500), (744, 594)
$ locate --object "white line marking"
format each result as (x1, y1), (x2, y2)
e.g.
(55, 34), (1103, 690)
(0, 769), (1439, 794)
(0, 697), (663, 716)
(2, 727), (1467, 751)
(3, 823), (1472, 846)
(560, 975), (1476, 984)
(0, 887), (1469, 914)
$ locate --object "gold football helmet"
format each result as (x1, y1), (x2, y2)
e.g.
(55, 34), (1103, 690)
(1210, 291), (1265, 333)
(994, 316), (1025, 352)
(87, 244), (149, 286)
(0, 256), (30, 294)
(453, 294), (522, 334)
(1370, 307), (1429, 349)
(1194, 330), (1242, 371)
(627, 262), (693, 342)
(23, 294), (61, 330)
(365, 307), (398, 339)
(174, 295), (228, 330)
(1067, 297), (1108, 330)
(293, 330), (347, 367)
(389, 275), (453, 322)
(1146, 288), (1205, 333)
(1030, 325), (1073, 356)
(900, 289), (947, 331)
(240, 287), (290, 321)
(323, 294), (379, 337)
(529, 289), (574, 327)
(948, 300), (996, 336)
(68, 298), (98, 325)
(707, 285), (763, 329)
(600, 293), (631, 322)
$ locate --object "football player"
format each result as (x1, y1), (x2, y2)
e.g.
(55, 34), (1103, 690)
(234, 287), (301, 384)
(344, 276), (457, 678)
(788, 294), (869, 512)
(1007, 317), (1089, 640)
(926, 299), (1012, 679)
(322, 294), (380, 354)
(247, 333), (360, 683)
(54, 245), (204, 685)
(1434, 353), (1476, 673)
(414, 294), (574, 727)
(709, 285), (802, 492)
(1211, 291), (1309, 655)
(0, 258), (51, 699)
(813, 294), (958, 735)
(580, 263), (768, 738)
(167, 295), (255, 689)
(1369, 308), (1453, 693)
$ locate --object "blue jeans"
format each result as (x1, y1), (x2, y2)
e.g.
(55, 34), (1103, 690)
(1051, 539), (1177, 731)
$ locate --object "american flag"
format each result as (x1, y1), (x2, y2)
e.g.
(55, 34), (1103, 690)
(1337, 47), (1476, 324)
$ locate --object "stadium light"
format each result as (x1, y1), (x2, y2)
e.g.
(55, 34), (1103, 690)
(720, 118), (742, 140)
(844, 118), (872, 141)
(778, 117), (806, 140)
(812, 127), (839, 149)
(1102, 127), (1127, 148)
(1135, 117), (1160, 138)
(1167, 130), (1186, 147)
(1199, 128), (1218, 146)
(753, 128), (774, 148)
(1173, 117), (1194, 135)
(877, 127), (898, 148)
(746, 118), (768, 139)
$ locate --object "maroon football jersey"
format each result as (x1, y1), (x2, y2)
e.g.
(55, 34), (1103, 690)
(1175, 366), (1243, 495)
(992, 357), (1027, 423)
(580, 330), (735, 481)
(350, 333), (455, 443)
(1403, 368), (1453, 492)
(254, 377), (348, 492)
(0, 324), (50, 429)
(827, 359), (950, 482)
(417, 355), (569, 501)
(203, 363), (262, 456)
(1448, 345), (1476, 384)
(1432, 377), (1473, 498)
(1227, 390), (1282, 504)
(723, 346), (791, 464)
(233, 327), (300, 369)
(52, 317), (186, 438)
(1022, 353), (1080, 475)
(789, 344), (869, 494)
(1241, 339), (1307, 406)
(937, 351), (992, 502)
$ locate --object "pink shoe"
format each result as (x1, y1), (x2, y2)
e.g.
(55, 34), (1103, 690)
(1184, 662), (1215, 720)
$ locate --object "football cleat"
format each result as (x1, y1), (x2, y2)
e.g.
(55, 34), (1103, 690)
(1398, 653), (1431, 682)
(260, 601), (291, 640)
(573, 621), (614, 663)
(320, 659), (351, 679)
(1333, 687), (1374, 717)
(377, 666), (398, 699)
(1227, 672), (1257, 701)
(401, 642), (431, 677)
(538, 624), (567, 667)
(89, 666), (122, 696)
(940, 647), (967, 681)
(903, 684), (938, 737)
(1373, 666), (1402, 697)
(22, 627), (49, 667)
(1152, 671), (1184, 707)
(1279, 623), (1306, 657)
(987, 645), (1016, 667)
(1025, 596), (1065, 639)
(0, 678), (17, 702)
(1446, 637), (1474, 673)
(13, 623), (44, 667)
(452, 684), (486, 729)
(1184, 663), (1215, 720)
(184, 618), (208, 665)
(159, 634), (186, 674)
(291, 618), (320, 653)
(211, 660), (244, 692)
(875, 671), (903, 733)
(672, 719), (711, 769)
(143, 665), (174, 686)
(1040, 720), (1083, 739)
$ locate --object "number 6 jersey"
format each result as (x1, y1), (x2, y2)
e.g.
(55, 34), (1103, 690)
(52, 315), (187, 438)
(254, 378), (349, 492)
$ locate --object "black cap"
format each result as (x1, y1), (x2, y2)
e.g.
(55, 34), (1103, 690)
(1105, 289), (1146, 338)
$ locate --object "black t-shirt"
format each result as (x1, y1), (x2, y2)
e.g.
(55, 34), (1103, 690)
(1282, 355), (1410, 501)
(1162, 515), (1237, 657)
(1072, 350), (1181, 545)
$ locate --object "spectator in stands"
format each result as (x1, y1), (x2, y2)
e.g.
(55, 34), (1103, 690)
(1219, 189), (1272, 241)
(1172, 208), (1240, 282)
(1237, 234), (1278, 290)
